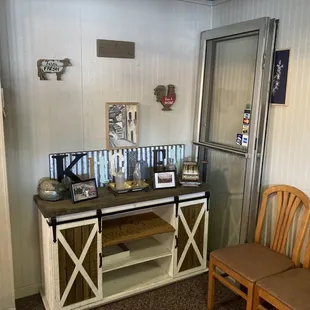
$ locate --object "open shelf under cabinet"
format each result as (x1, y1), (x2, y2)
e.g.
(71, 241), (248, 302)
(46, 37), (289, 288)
(102, 260), (172, 298)
(102, 236), (172, 273)
(102, 212), (175, 247)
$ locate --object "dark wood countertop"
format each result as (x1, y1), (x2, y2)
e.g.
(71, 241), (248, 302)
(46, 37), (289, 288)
(34, 184), (210, 218)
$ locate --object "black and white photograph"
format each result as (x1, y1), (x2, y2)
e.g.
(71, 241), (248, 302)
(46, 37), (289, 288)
(153, 171), (176, 189)
(106, 102), (139, 149)
(71, 178), (98, 203)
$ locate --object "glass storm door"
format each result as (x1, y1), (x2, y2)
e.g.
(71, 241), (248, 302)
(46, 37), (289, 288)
(193, 18), (277, 251)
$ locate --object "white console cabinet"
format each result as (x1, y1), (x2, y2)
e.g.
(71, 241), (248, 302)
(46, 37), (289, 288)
(36, 187), (209, 310)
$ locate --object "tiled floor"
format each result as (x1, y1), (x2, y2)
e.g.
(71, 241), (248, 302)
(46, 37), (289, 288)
(15, 274), (245, 310)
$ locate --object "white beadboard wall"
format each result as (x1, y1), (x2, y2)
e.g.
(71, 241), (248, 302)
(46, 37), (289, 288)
(0, 0), (212, 298)
(212, 0), (310, 197)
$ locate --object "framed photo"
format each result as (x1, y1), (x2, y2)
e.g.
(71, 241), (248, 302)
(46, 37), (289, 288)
(271, 49), (291, 106)
(106, 102), (139, 150)
(70, 178), (98, 203)
(153, 171), (176, 190)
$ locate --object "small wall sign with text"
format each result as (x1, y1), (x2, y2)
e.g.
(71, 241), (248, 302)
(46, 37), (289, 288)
(271, 49), (290, 105)
(154, 84), (176, 111)
(97, 39), (135, 59)
(37, 58), (72, 80)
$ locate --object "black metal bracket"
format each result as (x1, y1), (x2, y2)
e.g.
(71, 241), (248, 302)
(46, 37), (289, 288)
(206, 191), (210, 211)
(51, 217), (57, 243)
(97, 209), (102, 233)
(99, 253), (103, 268)
(174, 196), (179, 217)
(175, 235), (178, 249)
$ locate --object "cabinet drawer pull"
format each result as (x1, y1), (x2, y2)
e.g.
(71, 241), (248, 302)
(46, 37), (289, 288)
(175, 236), (178, 249)
(99, 253), (103, 268)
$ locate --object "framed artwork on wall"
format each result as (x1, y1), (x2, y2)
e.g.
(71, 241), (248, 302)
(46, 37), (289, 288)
(106, 102), (139, 150)
(271, 49), (291, 106)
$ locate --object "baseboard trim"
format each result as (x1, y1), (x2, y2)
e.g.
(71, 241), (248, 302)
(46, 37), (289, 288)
(15, 283), (40, 299)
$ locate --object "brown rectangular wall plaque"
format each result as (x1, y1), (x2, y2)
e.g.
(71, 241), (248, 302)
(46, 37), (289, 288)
(96, 39), (135, 59)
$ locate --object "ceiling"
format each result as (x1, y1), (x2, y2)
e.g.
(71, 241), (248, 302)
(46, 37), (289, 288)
(177, 0), (231, 6)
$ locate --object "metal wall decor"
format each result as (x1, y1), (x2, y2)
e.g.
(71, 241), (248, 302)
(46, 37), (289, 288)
(106, 102), (139, 150)
(37, 58), (72, 80)
(271, 49), (291, 105)
(49, 144), (185, 188)
(154, 84), (176, 111)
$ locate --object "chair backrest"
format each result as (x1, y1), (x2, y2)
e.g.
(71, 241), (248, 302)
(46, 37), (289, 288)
(254, 185), (310, 266)
(304, 237), (310, 269)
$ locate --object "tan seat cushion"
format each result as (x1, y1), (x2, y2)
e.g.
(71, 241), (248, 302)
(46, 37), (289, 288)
(257, 268), (310, 310)
(211, 243), (294, 282)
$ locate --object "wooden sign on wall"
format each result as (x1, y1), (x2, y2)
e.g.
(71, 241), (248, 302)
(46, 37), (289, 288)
(97, 39), (135, 59)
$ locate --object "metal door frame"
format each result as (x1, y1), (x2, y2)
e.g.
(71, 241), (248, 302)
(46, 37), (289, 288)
(193, 18), (276, 244)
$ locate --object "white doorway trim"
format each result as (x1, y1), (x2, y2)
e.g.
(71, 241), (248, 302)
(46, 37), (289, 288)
(0, 82), (15, 310)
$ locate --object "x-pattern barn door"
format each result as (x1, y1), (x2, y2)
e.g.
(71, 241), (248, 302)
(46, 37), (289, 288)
(54, 218), (102, 309)
(175, 199), (208, 275)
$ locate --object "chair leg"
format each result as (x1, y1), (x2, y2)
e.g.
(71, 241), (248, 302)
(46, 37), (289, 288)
(252, 285), (261, 310)
(246, 283), (254, 310)
(207, 256), (216, 309)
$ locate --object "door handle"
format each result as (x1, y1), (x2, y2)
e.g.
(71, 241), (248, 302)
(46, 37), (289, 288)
(99, 253), (103, 268)
(193, 141), (248, 157)
(175, 236), (178, 249)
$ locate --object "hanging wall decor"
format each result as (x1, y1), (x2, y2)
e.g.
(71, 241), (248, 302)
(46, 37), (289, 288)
(106, 102), (139, 150)
(154, 84), (176, 111)
(271, 49), (291, 105)
(97, 39), (135, 59)
(37, 58), (72, 80)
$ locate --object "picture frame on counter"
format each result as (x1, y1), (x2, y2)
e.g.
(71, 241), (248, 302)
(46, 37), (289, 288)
(153, 171), (176, 190)
(70, 178), (98, 203)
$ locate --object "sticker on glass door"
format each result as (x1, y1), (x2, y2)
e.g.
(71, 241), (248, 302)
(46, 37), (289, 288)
(236, 104), (251, 147)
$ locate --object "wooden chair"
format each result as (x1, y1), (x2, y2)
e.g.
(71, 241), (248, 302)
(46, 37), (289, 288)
(253, 233), (310, 309)
(207, 185), (310, 310)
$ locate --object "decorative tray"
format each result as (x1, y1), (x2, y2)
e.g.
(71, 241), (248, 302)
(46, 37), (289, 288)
(107, 181), (150, 196)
